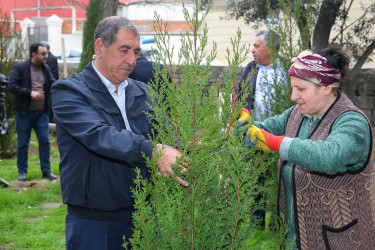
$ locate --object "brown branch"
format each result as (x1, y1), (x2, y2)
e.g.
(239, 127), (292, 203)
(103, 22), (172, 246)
(350, 39), (375, 78)
(230, 176), (240, 249)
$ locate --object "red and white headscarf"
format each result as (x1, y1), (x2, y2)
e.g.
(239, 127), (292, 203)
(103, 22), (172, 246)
(288, 50), (341, 87)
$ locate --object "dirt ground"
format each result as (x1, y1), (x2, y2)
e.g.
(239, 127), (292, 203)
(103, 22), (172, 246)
(8, 178), (60, 192)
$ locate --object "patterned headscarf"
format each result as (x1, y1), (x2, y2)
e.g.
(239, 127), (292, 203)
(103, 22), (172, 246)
(288, 50), (341, 87)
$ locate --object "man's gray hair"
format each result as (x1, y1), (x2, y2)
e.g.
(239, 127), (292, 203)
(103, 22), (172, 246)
(255, 30), (280, 51)
(94, 16), (139, 48)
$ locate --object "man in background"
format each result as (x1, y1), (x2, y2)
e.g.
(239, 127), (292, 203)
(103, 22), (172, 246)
(236, 30), (287, 120)
(8, 43), (56, 181)
(236, 30), (287, 229)
(41, 41), (58, 123)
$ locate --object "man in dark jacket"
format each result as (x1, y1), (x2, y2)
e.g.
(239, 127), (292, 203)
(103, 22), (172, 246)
(129, 49), (164, 85)
(41, 41), (58, 123)
(8, 43), (57, 181)
(41, 42), (59, 81)
(236, 30), (287, 229)
(51, 16), (188, 250)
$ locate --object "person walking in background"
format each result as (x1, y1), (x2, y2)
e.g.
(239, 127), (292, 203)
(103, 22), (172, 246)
(51, 16), (188, 250)
(41, 41), (59, 81)
(8, 43), (56, 182)
(236, 30), (287, 120)
(0, 73), (8, 135)
(41, 41), (58, 123)
(241, 45), (375, 249)
(236, 30), (288, 229)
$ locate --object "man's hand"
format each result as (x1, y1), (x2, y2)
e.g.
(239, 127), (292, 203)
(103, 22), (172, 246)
(31, 91), (43, 101)
(152, 144), (189, 187)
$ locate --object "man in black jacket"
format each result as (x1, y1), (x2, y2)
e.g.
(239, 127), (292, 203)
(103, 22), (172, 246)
(236, 30), (287, 120)
(41, 41), (59, 81)
(52, 16), (187, 249)
(8, 43), (56, 181)
(236, 30), (287, 230)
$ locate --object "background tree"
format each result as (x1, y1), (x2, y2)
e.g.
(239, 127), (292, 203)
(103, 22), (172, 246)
(77, 0), (119, 72)
(225, 0), (375, 99)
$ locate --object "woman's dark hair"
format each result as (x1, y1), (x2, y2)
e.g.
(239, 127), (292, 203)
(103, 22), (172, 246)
(314, 44), (350, 78)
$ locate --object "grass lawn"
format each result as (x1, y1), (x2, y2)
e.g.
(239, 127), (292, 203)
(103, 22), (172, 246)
(0, 131), (66, 249)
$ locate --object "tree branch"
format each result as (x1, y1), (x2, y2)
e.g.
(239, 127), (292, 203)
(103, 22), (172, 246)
(350, 39), (375, 79)
(312, 0), (344, 49)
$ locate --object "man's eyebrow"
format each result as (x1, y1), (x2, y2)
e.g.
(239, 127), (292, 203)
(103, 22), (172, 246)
(119, 45), (131, 49)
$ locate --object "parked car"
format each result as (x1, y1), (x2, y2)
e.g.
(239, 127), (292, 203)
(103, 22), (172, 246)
(57, 49), (82, 62)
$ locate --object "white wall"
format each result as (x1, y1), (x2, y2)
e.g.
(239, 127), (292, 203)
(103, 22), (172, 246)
(122, 3), (197, 21)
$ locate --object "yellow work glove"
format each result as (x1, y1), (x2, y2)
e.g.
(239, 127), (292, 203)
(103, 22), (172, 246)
(231, 108), (251, 127)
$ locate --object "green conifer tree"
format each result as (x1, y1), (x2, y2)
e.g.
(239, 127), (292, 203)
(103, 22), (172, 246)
(76, 0), (103, 73)
(128, 1), (282, 248)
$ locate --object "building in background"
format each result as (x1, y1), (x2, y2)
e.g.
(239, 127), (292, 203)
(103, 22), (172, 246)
(0, 0), (197, 65)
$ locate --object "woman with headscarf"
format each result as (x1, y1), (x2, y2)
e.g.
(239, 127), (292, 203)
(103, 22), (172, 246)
(243, 45), (375, 249)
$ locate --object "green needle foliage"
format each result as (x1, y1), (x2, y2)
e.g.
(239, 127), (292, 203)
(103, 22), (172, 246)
(129, 1), (283, 249)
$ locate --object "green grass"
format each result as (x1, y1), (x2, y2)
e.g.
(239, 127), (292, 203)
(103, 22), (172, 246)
(0, 131), (66, 249)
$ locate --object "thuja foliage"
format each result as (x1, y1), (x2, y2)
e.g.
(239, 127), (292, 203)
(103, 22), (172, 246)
(128, 1), (284, 249)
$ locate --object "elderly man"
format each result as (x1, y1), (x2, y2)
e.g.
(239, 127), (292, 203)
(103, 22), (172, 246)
(51, 16), (188, 250)
(8, 43), (56, 181)
(236, 30), (287, 120)
(235, 30), (287, 230)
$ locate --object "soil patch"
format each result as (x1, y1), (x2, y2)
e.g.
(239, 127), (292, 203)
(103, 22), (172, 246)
(9, 178), (59, 192)
(0, 243), (14, 249)
(41, 202), (62, 208)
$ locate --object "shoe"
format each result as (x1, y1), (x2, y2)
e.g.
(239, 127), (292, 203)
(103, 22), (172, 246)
(42, 172), (57, 181)
(17, 172), (26, 181)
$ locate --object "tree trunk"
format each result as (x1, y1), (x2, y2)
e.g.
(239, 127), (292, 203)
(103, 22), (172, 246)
(350, 39), (375, 78)
(312, 0), (344, 50)
(103, 0), (119, 17)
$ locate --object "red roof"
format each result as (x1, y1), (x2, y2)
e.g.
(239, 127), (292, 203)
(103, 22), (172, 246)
(0, 0), (89, 22)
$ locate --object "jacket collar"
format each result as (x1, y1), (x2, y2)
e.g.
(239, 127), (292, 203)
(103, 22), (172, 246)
(81, 61), (147, 110)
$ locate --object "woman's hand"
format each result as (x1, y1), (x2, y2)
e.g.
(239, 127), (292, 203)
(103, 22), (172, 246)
(245, 125), (285, 152)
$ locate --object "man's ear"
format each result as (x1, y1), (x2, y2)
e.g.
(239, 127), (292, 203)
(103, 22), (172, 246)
(94, 38), (103, 59)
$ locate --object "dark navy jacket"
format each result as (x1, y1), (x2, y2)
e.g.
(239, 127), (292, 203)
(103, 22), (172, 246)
(236, 60), (259, 111)
(46, 52), (59, 80)
(129, 57), (165, 87)
(8, 59), (55, 114)
(51, 62), (154, 211)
